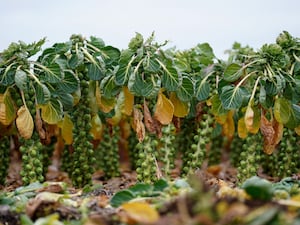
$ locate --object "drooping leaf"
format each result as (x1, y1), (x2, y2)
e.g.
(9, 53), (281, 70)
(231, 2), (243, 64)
(90, 114), (103, 140)
(176, 75), (194, 102)
(195, 77), (210, 101)
(247, 105), (260, 134)
(122, 86), (134, 116)
(100, 74), (120, 98)
(110, 190), (135, 208)
(87, 63), (105, 80)
(169, 92), (189, 118)
(220, 85), (249, 110)
(121, 202), (159, 224)
(57, 70), (79, 93)
(57, 113), (74, 144)
(35, 109), (46, 140)
(245, 104), (254, 131)
(285, 104), (300, 129)
(35, 83), (51, 104)
(15, 69), (28, 91)
(40, 99), (63, 124)
(96, 84), (115, 113)
(161, 65), (182, 91)
(223, 63), (243, 82)
(0, 67), (15, 86)
(154, 91), (174, 125)
(274, 97), (291, 124)
(16, 106), (34, 139)
(0, 92), (16, 125)
(238, 117), (248, 139)
(221, 110), (235, 140)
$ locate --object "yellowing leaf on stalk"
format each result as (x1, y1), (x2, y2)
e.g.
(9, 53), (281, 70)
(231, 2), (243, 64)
(222, 110), (235, 140)
(247, 106), (260, 134)
(295, 126), (300, 136)
(58, 114), (74, 144)
(238, 118), (248, 139)
(169, 92), (189, 117)
(16, 106), (34, 139)
(244, 105), (254, 131)
(95, 84), (115, 113)
(40, 100), (63, 124)
(121, 202), (159, 224)
(0, 92), (16, 126)
(122, 86), (134, 116)
(154, 91), (174, 125)
(132, 107), (145, 142)
(90, 114), (103, 140)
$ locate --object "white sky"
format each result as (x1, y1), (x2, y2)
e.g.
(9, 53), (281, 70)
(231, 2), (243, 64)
(1, 0), (300, 58)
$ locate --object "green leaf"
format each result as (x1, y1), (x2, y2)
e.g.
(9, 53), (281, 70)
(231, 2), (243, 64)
(100, 74), (120, 98)
(128, 32), (144, 50)
(129, 183), (153, 195)
(153, 179), (168, 192)
(128, 72), (161, 97)
(220, 85), (249, 110)
(87, 63), (105, 81)
(115, 50), (135, 85)
(110, 190), (135, 208)
(57, 70), (79, 93)
(161, 65), (182, 91)
(210, 94), (227, 116)
(15, 69), (28, 90)
(35, 84), (51, 104)
(143, 57), (160, 73)
(101, 46), (120, 65)
(56, 91), (74, 110)
(68, 52), (84, 69)
(223, 63), (243, 82)
(285, 104), (300, 129)
(0, 67), (15, 86)
(274, 97), (291, 124)
(89, 36), (105, 49)
(40, 98), (63, 124)
(195, 77), (210, 101)
(176, 76), (194, 102)
(241, 176), (273, 201)
(40, 63), (62, 83)
(265, 80), (278, 96)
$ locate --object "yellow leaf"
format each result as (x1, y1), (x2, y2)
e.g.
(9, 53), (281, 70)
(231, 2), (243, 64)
(215, 114), (227, 125)
(95, 84), (115, 113)
(121, 202), (159, 224)
(16, 106), (34, 139)
(238, 118), (248, 139)
(40, 101), (62, 124)
(90, 114), (103, 140)
(58, 114), (74, 144)
(169, 92), (189, 117)
(122, 86), (134, 116)
(244, 105), (254, 131)
(222, 111), (235, 140)
(72, 88), (81, 106)
(0, 92), (16, 126)
(154, 91), (174, 125)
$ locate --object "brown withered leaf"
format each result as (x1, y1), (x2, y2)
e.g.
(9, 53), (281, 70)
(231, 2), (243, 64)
(260, 113), (283, 154)
(132, 108), (145, 142)
(143, 100), (156, 134)
(172, 116), (181, 132)
(35, 109), (46, 140)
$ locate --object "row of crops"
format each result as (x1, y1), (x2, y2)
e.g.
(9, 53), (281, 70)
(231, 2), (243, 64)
(0, 31), (300, 188)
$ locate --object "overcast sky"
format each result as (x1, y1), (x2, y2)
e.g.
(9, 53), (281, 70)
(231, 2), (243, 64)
(1, 0), (300, 58)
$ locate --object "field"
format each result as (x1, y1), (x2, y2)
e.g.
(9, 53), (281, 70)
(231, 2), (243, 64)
(1, 31), (300, 224)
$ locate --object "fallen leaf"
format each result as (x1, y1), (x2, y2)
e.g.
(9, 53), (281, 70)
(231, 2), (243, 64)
(121, 202), (159, 224)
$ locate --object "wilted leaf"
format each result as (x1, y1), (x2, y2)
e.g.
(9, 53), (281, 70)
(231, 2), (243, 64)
(132, 107), (145, 142)
(0, 92), (16, 126)
(57, 114), (74, 144)
(238, 118), (248, 139)
(154, 91), (174, 125)
(169, 92), (189, 117)
(16, 106), (34, 139)
(274, 97), (291, 124)
(35, 109), (46, 139)
(143, 100), (156, 134)
(121, 202), (159, 224)
(90, 114), (103, 140)
(245, 105), (254, 131)
(40, 99), (63, 124)
(260, 113), (283, 154)
(122, 86), (134, 116)
(295, 126), (300, 136)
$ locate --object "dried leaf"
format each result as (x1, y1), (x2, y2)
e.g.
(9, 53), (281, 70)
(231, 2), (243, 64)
(154, 91), (174, 125)
(245, 105), (254, 131)
(143, 101), (156, 134)
(132, 108), (145, 142)
(35, 109), (46, 139)
(0, 92), (16, 126)
(121, 202), (159, 224)
(273, 119), (283, 146)
(16, 106), (34, 139)
(122, 86), (134, 116)
(238, 118), (248, 139)
(169, 92), (189, 118)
